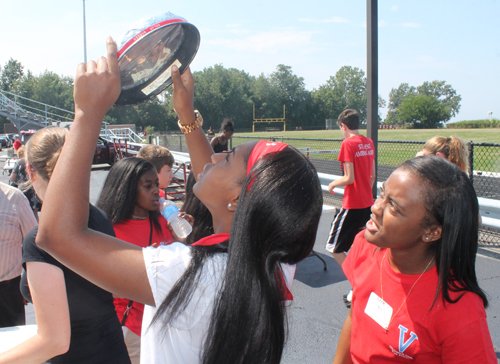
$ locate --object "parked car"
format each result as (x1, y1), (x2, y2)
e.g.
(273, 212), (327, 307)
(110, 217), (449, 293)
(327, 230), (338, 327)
(0, 135), (12, 149)
(93, 137), (117, 165)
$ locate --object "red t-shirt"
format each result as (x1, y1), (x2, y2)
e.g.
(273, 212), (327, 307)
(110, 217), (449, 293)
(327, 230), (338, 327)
(342, 232), (496, 363)
(159, 189), (165, 199)
(13, 139), (22, 151)
(113, 215), (174, 336)
(338, 135), (374, 209)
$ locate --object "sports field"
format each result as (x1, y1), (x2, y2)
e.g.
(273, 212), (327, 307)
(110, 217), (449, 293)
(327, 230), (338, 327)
(236, 128), (500, 143)
(231, 128), (500, 172)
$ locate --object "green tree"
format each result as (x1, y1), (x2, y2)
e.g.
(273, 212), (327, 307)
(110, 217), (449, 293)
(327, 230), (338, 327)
(1, 59), (25, 132)
(268, 64), (313, 127)
(385, 81), (461, 127)
(251, 73), (280, 120)
(313, 66), (385, 125)
(385, 83), (417, 125)
(105, 97), (171, 131)
(314, 66), (367, 122)
(1, 58), (24, 92)
(192, 64), (255, 129)
(416, 80), (461, 117)
(398, 94), (449, 128)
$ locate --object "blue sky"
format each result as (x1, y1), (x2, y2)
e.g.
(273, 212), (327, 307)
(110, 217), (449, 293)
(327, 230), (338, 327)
(1, 0), (499, 123)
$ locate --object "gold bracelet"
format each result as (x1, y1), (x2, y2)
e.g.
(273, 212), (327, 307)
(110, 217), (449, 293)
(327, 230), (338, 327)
(178, 110), (203, 134)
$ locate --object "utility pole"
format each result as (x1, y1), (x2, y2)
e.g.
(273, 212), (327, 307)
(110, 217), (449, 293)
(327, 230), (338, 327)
(367, 0), (378, 197)
(83, 0), (87, 63)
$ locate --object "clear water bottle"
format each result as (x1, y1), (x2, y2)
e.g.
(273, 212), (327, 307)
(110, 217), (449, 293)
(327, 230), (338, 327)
(159, 197), (192, 239)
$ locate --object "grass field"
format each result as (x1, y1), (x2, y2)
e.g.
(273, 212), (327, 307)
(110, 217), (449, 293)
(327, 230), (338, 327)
(230, 128), (500, 172)
(235, 128), (500, 143)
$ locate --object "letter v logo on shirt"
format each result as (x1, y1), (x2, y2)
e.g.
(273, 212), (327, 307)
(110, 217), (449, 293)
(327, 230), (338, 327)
(398, 325), (418, 353)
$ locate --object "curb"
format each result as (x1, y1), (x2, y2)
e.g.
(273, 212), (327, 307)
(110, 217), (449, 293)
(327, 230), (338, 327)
(478, 247), (500, 260)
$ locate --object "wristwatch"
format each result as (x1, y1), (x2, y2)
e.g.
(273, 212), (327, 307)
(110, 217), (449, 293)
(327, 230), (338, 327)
(178, 110), (203, 134)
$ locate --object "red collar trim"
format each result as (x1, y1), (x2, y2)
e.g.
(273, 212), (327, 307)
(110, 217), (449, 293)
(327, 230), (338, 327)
(191, 233), (230, 246)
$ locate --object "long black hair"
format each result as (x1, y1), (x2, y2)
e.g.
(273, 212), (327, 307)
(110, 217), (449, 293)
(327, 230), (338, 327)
(402, 155), (488, 308)
(97, 157), (162, 234)
(182, 171), (214, 245)
(152, 146), (323, 364)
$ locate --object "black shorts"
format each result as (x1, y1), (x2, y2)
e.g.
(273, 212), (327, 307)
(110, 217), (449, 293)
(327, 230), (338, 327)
(325, 207), (371, 254)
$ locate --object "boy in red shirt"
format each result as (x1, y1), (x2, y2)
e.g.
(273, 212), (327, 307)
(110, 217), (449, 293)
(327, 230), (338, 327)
(137, 144), (175, 198)
(325, 109), (375, 304)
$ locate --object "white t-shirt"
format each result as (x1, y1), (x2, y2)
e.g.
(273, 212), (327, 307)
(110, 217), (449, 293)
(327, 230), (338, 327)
(140, 243), (297, 364)
(141, 243), (227, 364)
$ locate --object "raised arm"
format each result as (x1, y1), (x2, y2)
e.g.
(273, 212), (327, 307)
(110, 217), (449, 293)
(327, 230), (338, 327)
(171, 66), (213, 179)
(36, 38), (154, 306)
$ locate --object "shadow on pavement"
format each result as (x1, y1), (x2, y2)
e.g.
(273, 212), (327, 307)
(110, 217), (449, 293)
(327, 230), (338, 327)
(295, 250), (347, 288)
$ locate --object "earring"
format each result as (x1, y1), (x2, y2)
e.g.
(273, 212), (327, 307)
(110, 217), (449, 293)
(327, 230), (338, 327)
(425, 236), (429, 241)
(228, 203), (232, 208)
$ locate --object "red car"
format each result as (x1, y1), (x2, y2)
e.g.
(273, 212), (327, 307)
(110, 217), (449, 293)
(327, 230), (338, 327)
(93, 137), (117, 165)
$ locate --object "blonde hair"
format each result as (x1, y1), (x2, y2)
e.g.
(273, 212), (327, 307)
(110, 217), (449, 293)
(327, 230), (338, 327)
(137, 144), (174, 172)
(26, 127), (68, 181)
(16, 146), (26, 158)
(423, 136), (468, 172)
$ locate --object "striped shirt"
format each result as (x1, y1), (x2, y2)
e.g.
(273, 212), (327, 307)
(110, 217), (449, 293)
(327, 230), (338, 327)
(0, 182), (37, 281)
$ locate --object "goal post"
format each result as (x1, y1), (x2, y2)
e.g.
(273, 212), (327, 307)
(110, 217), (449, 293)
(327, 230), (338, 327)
(253, 104), (286, 132)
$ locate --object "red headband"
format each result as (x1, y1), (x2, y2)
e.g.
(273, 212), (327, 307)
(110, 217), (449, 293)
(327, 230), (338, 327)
(246, 140), (288, 190)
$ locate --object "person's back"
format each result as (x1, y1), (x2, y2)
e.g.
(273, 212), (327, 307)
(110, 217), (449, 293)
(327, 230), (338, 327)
(325, 109), (375, 306)
(340, 133), (374, 209)
(0, 182), (37, 328)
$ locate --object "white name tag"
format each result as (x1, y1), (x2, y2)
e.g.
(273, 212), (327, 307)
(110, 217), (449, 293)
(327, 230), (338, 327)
(364, 292), (393, 329)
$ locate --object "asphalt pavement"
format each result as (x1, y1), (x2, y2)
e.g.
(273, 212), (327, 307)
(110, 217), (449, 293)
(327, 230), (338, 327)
(1, 155), (498, 363)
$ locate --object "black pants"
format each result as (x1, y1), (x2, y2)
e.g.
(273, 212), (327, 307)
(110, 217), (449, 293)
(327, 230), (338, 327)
(0, 276), (25, 328)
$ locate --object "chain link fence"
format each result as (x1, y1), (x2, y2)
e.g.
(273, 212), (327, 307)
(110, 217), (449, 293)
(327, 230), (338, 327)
(154, 133), (500, 246)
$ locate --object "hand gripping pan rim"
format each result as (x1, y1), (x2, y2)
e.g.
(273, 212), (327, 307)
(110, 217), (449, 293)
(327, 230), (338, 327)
(114, 17), (200, 107)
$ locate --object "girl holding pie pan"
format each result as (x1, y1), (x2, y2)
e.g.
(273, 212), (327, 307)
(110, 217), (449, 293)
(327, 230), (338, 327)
(36, 37), (322, 364)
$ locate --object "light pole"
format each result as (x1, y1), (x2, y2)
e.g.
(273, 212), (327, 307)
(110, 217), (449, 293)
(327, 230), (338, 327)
(367, 0), (378, 197)
(83, 0), (87, 64)
(488, 111), (493, 122)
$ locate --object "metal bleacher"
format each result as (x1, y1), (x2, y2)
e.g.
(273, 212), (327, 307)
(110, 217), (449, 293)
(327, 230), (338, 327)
(0, 90), (74, 130)
(100, 127), (145, 144)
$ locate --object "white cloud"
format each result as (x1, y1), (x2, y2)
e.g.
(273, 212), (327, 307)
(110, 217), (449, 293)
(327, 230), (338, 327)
(400, 22), (421, 28)
(391, 5), (398, 12)
(298, 16), (349, 24)
(205, 29), (320, 54)
(379, 20), (389, 27)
